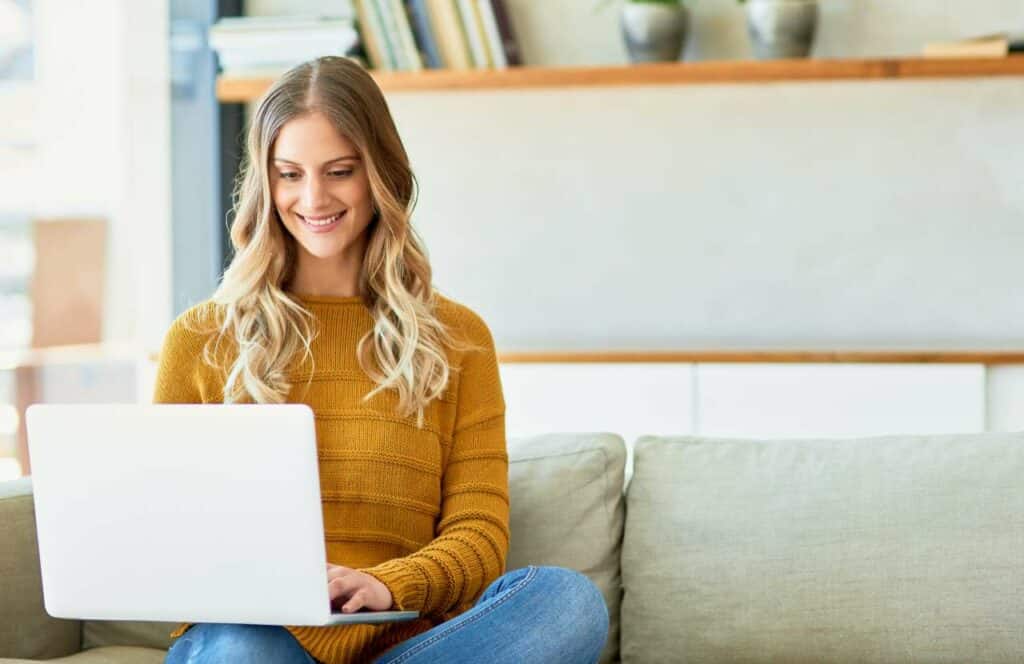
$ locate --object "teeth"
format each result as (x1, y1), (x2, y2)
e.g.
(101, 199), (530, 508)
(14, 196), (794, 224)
(303, 212), (343, 226)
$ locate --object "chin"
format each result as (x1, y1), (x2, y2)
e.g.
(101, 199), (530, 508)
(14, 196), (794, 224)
(299, 241), (351, 260)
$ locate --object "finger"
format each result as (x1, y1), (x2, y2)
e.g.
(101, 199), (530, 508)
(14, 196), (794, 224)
(327, 566), (354, 582)
(327, 575), (360, 602)
(341, 589), (367, 613)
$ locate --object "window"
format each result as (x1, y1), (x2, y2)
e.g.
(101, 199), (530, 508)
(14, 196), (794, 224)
(0, 0), (33, 479)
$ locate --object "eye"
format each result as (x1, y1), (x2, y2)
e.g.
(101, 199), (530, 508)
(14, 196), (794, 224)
(278, 171), (301, 180)
(329, 170), (353, 178)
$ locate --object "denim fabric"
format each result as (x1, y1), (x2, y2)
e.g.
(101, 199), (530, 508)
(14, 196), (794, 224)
(373, 565), (609, 663)
(164, 622), (318, 664)
(164, 565), (608, 664)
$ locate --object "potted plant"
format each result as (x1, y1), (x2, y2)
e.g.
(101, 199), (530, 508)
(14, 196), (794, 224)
(738, 0), (818, 59)
(598, 0), (691, 63)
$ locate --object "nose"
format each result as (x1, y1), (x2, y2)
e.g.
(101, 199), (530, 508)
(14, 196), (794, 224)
(300, 174), (330, 210)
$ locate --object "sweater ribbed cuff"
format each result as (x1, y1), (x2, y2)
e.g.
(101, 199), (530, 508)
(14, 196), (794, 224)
(360, 558), (427, 613)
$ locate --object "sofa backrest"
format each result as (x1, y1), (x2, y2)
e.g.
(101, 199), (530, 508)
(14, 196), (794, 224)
(0, 476), (82, 659)
(621, 433), (1024, 663)
(507, 433), (627, 664)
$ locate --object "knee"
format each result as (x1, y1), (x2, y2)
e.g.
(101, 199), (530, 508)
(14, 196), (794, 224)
(198, 624), (271, 657)
(167, 623), (305, 663)
(533, 566), (609, 652)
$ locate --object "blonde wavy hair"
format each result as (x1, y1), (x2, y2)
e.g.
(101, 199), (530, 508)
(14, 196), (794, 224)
(203, 56), (475, 427)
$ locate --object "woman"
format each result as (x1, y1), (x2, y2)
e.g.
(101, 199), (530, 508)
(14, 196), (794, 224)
(158, 56), (609, 664)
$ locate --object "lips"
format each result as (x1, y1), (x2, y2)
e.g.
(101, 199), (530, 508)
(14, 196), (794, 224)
(297, 210), (346, 233)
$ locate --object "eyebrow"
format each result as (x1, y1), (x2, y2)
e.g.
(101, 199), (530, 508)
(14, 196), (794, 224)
(273, 155), (360, 166)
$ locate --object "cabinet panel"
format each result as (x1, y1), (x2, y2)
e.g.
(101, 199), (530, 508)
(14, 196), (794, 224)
(697, 363), (985, 438)
(499, 363), (694, 440)
(498, 363), (695, 484)
(986, 365), (1024, 432)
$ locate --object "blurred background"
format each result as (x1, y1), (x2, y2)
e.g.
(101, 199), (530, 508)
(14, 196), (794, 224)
(2, 0), (1023, 481)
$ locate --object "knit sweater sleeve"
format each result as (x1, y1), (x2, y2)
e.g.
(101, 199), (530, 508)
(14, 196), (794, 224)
(152, 305), (215, 405)
(360, 308), (509, 618)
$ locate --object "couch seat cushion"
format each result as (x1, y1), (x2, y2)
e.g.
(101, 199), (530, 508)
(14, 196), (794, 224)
(82, 620), (177, 651)
(622, 433), (1024, 663)
(0, 645), (165, 664)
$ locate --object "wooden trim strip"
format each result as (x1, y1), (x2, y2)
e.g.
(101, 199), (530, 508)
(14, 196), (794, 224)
(217, 56), (1024, 102)
(497, 350), (1024, 365)
(7, 345), (1024, 368)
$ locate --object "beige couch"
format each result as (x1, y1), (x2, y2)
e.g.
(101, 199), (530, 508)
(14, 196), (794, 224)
(3, 431), (1023, 663)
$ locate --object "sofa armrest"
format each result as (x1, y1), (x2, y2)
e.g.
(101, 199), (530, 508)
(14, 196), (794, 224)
(0, 477), (82, 659)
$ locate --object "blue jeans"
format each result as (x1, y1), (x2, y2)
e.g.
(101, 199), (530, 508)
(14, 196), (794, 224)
(164, 565), (609, 664)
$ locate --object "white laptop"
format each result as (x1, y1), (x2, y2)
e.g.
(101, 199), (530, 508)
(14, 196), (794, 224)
(25, 403), (420, 627)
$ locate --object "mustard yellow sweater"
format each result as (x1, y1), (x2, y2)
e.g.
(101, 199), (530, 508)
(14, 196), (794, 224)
(152, 292), (509, 664)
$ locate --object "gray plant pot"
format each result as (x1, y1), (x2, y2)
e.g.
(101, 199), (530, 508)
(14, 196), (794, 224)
(621, 3), (689, 63)
(745, 0), (818, 60)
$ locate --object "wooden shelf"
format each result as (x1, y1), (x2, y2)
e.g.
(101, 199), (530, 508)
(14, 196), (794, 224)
(497, 350), (1024, 365)
(5, 346), (1024, 369)
(217, 56), (1024, 102)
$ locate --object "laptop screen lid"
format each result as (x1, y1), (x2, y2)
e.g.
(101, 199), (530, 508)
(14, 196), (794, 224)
(25, 403), (340, 626)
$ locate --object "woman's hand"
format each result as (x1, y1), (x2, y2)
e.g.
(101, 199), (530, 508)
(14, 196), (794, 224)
(327, 563), (394, 613)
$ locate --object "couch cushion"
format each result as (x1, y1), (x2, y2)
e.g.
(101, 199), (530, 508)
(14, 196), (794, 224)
(0, 645), (166, 664)
(82, 621), (177, 652)
(0, 477), (82, 660)
(621, 433), (1024, 664)
(507, 433), (626, 664)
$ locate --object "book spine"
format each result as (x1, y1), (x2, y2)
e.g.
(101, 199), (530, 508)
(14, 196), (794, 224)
(372, 0), (405, 70)
(391, 0), (425, 71)
(406, 0), (444, 68)
(456, 0), (487, 69)
(470, 0), (495, 68)
(476, 0), (507, 69)
(488, 0), (521, 66)
(922, 41), (1007, 58)
(427, 0), (472, 70)
(353, 0), (389, 70)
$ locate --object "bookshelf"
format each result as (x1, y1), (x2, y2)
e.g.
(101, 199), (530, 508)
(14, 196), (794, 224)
(216, 55), (1024, 102)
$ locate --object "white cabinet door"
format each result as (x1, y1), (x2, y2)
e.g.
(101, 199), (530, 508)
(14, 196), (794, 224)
(499, 362), (695, 441)
(498, 363), (695, 483)
(986, 365), (1024, 432)
(696, 363), (985, 438)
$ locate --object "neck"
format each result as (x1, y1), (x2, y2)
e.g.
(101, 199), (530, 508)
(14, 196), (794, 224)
(287, 239), (367, 298)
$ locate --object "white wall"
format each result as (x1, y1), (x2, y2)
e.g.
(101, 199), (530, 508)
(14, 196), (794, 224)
(392, 78), (1024, 350)
(243, 0), (1024, 351)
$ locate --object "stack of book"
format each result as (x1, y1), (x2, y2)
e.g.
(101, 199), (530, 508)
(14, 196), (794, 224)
(922, 32), (1024, 59)
(356, 0), (521, 72)
(209, 12), (361, 76)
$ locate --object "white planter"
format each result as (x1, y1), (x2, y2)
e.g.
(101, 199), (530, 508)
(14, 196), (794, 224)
(621, 3), (689, 63)
(746, 0), (818, 60)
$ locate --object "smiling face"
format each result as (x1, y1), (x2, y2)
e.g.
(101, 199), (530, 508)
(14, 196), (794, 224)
(271, 111), (376, 267)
